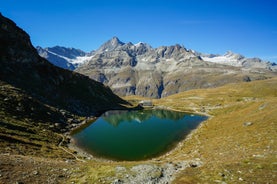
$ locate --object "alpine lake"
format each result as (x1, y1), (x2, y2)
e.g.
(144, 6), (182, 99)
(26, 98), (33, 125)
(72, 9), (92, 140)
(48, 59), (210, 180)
(71, 109), (207, 161)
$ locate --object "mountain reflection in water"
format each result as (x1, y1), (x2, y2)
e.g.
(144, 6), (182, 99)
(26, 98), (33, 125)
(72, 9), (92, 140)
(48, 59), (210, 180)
(102, 109), (186, 127)
(72, 109), (207, 161)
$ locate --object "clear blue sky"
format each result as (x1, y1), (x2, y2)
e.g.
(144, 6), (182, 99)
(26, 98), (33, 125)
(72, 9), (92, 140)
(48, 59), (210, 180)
(1, 0), (276, 62)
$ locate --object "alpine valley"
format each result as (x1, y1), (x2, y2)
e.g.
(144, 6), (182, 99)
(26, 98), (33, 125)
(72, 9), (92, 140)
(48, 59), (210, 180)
(1, 13), (277, 184)
(37, 37), (277, 98)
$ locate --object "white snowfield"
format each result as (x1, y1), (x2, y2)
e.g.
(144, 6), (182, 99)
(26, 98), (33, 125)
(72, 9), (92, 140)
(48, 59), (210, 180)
(200, 51), (276, 70)
(201, 52), (244, 67)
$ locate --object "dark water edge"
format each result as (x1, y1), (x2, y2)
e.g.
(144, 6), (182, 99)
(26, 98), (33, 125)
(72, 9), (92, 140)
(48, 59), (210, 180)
(71, 109), (207, 161)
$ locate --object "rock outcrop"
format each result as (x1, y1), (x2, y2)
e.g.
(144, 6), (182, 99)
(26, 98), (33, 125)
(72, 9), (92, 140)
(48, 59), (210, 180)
(75, 38), (276, 98)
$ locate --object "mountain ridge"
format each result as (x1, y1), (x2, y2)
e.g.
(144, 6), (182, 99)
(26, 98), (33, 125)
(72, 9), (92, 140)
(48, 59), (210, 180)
(37, 37), (277, 98)
(37, 37), (276, 70)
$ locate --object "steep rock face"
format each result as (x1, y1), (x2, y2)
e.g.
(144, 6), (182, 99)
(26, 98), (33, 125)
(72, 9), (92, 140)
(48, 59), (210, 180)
(96, 36), (124, 53)
(75, 38), (276, 98)
(0, 13), (128, 116)
(38, 37), (277, 98)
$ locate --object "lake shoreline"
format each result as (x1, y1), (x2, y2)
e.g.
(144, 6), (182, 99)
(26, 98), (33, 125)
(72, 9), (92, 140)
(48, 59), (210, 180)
(64, 107), (209, 162)
(153, 105), (212, 117)
(63, 116), (116, 162)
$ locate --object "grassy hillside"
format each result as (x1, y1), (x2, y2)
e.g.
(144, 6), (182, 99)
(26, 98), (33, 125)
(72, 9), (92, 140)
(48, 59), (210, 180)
(0, 13), (131, 183)
(65, 78), (277, 184)
(154, 78), (277, 183)
(1, 75), (276, 184)
(0, 81), (77, 157)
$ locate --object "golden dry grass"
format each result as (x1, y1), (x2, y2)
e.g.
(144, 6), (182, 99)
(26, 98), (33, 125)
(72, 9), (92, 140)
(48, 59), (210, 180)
(154, 78), (277, 183)
(1, 78), (276, 183)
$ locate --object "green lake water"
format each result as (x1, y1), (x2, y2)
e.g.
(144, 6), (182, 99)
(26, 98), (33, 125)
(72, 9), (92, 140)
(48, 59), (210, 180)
(72, 109), (207, 161)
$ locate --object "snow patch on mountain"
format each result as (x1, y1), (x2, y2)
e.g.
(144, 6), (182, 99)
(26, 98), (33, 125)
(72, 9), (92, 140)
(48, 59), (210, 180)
(201, 51), (244, 67)
(37, 37), (276, 72)
(199, 51), (276, 71)
(71, 55), (94, 65)
(36, 46), (93, 70)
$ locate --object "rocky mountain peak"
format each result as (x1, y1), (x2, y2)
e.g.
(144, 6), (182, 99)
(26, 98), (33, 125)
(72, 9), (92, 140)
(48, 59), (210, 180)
(111, 36), (123, 45)
(97, 36), (125, 53)
(155, 44), (194, 60)
(134, 42), (152, 49)
(224, 51), (244, 60)
(35, 34), (277, 99)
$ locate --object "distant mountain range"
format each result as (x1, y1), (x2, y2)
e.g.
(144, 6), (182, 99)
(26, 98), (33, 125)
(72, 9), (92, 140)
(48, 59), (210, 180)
(37, 37), (277, 98)
(37, 37), (276, 71)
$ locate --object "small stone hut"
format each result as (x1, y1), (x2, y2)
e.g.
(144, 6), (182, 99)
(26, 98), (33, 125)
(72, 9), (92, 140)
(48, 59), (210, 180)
(139, 100), (153, 107)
